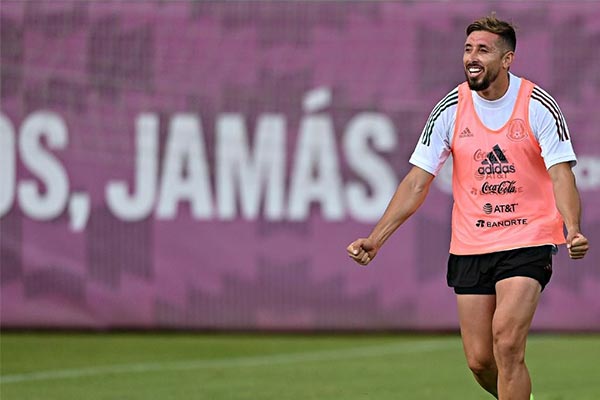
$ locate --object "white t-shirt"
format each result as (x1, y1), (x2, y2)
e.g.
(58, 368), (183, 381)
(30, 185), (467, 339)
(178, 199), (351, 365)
(409, 73), (577, 176)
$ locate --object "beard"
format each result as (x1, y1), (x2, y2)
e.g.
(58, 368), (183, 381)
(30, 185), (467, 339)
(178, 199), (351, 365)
(465, 68), (499, 91)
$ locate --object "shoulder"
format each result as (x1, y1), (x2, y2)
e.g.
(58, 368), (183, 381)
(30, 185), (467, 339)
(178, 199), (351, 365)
(529, 83), (563, 113)
(431, 86), (460, 111)
(530, 84), (562, 107)
(529, 84), (570, 141)
(420, 86), (459, 146)
(426, 86), (461, 126)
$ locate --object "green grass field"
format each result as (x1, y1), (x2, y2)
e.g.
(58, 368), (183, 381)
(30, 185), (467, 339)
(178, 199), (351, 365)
(1, 332), (599, 399)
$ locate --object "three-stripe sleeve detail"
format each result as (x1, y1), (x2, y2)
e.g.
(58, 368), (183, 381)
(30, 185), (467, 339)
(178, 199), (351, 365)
(531, 87), (569, 141)
(421, 88), (458, 146)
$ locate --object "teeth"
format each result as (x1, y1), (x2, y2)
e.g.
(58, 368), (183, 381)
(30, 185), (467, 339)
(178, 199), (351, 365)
(469, 67), (481, 73)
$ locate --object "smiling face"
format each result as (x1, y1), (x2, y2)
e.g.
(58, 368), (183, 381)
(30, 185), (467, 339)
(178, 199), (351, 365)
(463, 30), (514, 99)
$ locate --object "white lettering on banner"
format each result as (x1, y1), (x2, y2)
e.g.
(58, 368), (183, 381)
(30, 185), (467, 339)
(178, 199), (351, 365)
(0, 114), (16, 217)
(106, 113), (159, 221)
(1, 111), (90, 230)
(217, 114), (286, 220)
(3, 105), (599, 232)
(344, 113), (397, 222)
(288, 88), (344, 221)
(156, 114), (213, 219)
(18, 112), (69, 220)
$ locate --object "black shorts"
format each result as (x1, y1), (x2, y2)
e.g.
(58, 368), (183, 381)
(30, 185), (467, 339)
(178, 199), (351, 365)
(447, 245), (554, 295)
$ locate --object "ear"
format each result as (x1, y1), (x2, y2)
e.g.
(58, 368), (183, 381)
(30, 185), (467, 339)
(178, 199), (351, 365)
(503, 51), (514, 70)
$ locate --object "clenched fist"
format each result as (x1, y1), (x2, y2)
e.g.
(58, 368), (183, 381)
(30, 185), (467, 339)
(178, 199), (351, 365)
(347, 238), (379, 266)
(566, 233), (589, 260)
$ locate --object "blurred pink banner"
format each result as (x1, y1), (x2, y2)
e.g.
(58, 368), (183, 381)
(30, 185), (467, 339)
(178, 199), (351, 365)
(1, 1), (599, 330)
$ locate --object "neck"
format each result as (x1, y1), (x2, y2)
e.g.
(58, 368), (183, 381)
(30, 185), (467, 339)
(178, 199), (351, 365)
(477, 72), (510, 100)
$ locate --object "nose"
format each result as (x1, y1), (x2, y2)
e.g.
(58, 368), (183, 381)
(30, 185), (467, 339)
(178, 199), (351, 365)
(464, 52), (477, 65)
(466, 55), (481, 66)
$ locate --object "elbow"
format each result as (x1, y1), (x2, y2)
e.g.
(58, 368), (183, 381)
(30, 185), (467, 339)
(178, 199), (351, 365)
(400, 167), (435, 200)
(548, 162), (576, 185)
(411, 180), (430, 196)
(405, 171), (433, 197)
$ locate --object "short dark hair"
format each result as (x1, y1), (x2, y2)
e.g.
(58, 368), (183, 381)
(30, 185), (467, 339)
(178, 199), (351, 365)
(466, 14), (517, 52)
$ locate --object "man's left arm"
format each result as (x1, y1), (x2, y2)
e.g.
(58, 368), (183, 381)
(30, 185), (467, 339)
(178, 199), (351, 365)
(548, 162), (589, 259)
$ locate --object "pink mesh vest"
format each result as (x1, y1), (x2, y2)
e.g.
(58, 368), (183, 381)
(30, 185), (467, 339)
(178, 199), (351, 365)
(449, 79), (565, 255)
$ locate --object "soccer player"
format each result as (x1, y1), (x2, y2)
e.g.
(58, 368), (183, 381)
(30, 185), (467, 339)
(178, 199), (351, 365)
(346, 14), (589, 400)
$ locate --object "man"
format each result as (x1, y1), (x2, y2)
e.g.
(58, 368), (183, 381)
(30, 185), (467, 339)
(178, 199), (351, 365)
(346, 14), (589, 400)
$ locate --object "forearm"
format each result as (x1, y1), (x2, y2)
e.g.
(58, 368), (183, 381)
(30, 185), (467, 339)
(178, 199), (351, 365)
(550, 164), (582, 233)
(553, 180), (581, 232)
(548, 162), (589, 259)
(367, 168), (433, 248)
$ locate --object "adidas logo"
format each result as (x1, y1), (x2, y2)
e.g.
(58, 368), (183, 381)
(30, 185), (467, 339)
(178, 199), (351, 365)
(477, 145), (516, 176)
(459, 127), (473, 138)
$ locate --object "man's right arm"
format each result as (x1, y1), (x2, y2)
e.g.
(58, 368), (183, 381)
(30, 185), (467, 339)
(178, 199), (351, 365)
(347, 87), (457, 266)
(347, 166), (434, 265)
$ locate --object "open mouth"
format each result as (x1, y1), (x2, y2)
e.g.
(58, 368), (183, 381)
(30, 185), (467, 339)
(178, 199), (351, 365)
(467, 65), (483, 78)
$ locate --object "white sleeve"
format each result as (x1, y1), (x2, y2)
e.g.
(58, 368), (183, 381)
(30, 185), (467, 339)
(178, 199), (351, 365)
(409, 88), (457, 176)
(530, 86), (577, 169)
